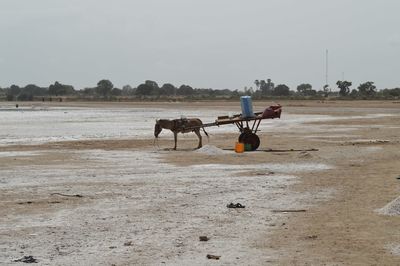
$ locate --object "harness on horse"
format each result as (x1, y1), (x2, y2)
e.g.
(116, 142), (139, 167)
(173, 118), (189, 131)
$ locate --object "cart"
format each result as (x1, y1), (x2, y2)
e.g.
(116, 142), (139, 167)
(202, 104), (282, 151)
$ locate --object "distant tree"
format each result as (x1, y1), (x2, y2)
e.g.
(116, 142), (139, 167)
(196, 88), (217, 98)
(177, 85), (194, 96)
(83, 87), (95, 95)
(254, 80), (260, 90)
(9, 85), (21, 96)
(336, 80), (352, 97)
(260, 78), (274, 95)
(273, 84), (290, 96)
(18, 84), (45, 101)
(18, 92), (33, 101)
(121, 85), (134, 96)
(382, 88), (400, 98)
(244, 86), (253, 96)
(6, 94), (14, 101)
(231, 89), (240, 98)
(96, 79), (113, 98)
(297, 83), (316, 96)
(5, 85), (19, 100)
(135, 83), (153, 96)
(49, 81), (75, 96)
(48, 82), (59, 95)
(161, 83), (176, 96)
(358, 81), (376, 97)
(145, 80), (160, 95)
(145, 80), (159, 89)
(260, 80), (266, 90)
(349, 89), (359, 98)
(391, 88), (400, 97)
(267, 79), (274, 89)
(216, 89), (233, 97)
(314, 90), (324, 97)
(111, 88), (122, 96)
(252, 89), (262, 99)
(297, 83), (311, 93)
(21, 84), (47, 99)
(157, 87), (167, 95)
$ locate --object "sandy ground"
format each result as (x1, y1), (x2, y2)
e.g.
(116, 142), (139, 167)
(0, 100), (400, 265)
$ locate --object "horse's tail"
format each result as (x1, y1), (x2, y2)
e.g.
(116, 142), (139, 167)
(202, 126), (209, 139)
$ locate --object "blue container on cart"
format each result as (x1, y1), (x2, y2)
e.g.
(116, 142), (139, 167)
(240, 96), (254, 118)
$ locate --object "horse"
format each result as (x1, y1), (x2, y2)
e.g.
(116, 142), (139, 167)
(154, 118), (209, 150)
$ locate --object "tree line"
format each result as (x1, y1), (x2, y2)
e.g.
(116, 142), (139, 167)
(0, 78), (399, 101)
(252, 79), (400, 99)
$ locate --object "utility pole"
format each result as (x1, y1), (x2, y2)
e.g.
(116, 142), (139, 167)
(325, 49), (329, 86)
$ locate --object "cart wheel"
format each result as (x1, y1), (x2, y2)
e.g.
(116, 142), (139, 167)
(238, 132), (246, 142)
(238, 133), (260, 151)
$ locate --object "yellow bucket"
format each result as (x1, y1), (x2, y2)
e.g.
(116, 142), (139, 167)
(235, 142), (245, 153)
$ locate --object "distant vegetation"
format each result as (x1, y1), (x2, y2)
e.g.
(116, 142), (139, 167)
(0, 78), (399, 101)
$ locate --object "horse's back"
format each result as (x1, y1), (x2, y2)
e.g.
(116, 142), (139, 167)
(189, 118), (203, 124)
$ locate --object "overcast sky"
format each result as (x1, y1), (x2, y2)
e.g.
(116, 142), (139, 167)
(1, 0), (399, 91)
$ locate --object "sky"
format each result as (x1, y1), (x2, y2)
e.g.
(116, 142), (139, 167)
(0, 0), (399, 91)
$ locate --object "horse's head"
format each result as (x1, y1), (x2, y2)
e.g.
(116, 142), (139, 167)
(154, 119), (162, 138)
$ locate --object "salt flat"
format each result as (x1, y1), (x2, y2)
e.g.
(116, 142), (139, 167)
(0, 100), (399, 265)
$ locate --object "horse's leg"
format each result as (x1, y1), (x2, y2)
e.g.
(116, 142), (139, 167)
(195, 129), (202, 149)
(173, 131), (177, 150)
